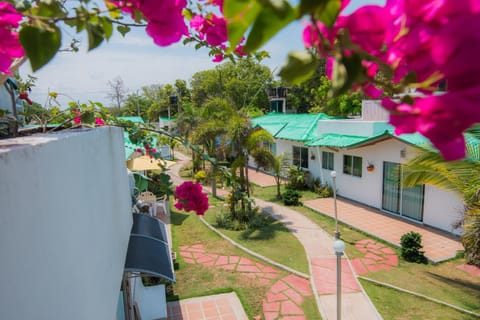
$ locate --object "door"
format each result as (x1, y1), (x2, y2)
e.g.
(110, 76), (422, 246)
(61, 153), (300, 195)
(382, 162), (424, 221)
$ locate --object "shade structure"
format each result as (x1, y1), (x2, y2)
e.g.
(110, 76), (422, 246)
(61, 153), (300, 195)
(124, 213), (175, 283)
(126, 156), (175, 172)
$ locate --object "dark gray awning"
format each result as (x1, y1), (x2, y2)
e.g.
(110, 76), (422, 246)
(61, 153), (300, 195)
(124, 214), (175, 283)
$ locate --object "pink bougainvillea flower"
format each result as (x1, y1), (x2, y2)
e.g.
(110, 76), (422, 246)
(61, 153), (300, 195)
(174, 181), (209, 215)
(212, 53), (224, 62)
(95, 117), (105, 126)
(190, 13), (227, 47)
(0, 2), (24, 74)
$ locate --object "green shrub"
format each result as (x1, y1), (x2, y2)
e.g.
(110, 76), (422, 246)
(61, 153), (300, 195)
(400, 231), (427, 263)
(194, 170), (207, 183)
(286, 166), (309, 190)
(311, 178), (333, 198)
(283, 188), (301, 206)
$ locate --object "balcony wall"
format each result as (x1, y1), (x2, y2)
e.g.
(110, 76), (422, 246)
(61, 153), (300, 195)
(0, 127), (132, 320)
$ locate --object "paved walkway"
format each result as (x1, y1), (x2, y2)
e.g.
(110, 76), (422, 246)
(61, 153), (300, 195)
(167, 292), (248, 320)
(303, 198), (463, 263)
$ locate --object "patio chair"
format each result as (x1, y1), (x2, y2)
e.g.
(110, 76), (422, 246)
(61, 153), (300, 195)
(138, 191), (169, 217)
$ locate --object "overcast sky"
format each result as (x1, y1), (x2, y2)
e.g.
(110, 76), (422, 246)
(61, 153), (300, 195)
(18, 0), (384, 107)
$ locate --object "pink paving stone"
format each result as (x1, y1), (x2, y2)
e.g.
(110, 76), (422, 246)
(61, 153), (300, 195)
(266, 292), (289, 302)
(366, 243), (383, 250)
(197, 255), (215, 264)
(179, 245), (189, 251)
(220, 264), (236, 270)
(193, 252), (206, 259)
(215, 255), (229, 266)
(457, 264), (480, 277)
(179, 251), (192, 258)
(270, 280), (289, 293)
(282, 316), (307, 320)
(380, 247), (396, 254)
(263, 301), (280, 312)
(351, 258), (369, 275)
(284, 288), (304, 305)
(189, 244), (205, 251)
(283, 274), (312, 296)
(259, 278), (271, 285)
(263, 272), (280, 279)
(262, 266), (280, 273)
(384, 254), (399, 266)
(183, 257), (195, 264)
(202, 260), (215, 267)
(355, 244), (369, 254)
(264, 312), (279, 320)
(239, 257), (253, 265)
(280, 300), (303, 315)
(357, 239), (375, 245)
(237, 265), (261, 273)
(229, 256), (240, 264)
(244, 273), (256, 279)
(366, 264), (384, 273)
(364, 252), (385, 261)
(363, 258), (376, 265)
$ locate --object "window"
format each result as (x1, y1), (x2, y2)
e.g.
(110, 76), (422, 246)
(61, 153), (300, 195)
(293, 146), (308, 169)
(343, 155), (362, 177)
(322, 151), (334, 170)
(263, 142), (276, 155)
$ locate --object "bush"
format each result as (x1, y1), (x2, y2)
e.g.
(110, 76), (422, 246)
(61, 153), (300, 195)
(400, 231), (427, 263)
(286, 166), (309, 190)
(194, 170), (207, 183)
(283, 188), (301, 206)
(311, 178), (333, 198)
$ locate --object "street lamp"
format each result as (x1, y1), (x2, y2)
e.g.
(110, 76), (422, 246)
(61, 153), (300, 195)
(331, 171), (340, 239)
(333, 239), (346, 320)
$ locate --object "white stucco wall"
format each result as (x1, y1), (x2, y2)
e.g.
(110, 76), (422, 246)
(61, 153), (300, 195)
(0, 127), (132, 320)
(317, 120), (391, 137)
(316, 139), (463, 234)
(424, 186), (464, 235)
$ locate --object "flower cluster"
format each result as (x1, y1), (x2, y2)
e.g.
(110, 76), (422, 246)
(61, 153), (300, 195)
(303, 0), (480, 160)
(108, 0), (188, 46)
(0, 2), (24, 74)
(174, 181), (209, 215)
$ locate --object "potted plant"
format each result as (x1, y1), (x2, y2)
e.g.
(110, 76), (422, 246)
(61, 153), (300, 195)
(367, 163), (375, 172)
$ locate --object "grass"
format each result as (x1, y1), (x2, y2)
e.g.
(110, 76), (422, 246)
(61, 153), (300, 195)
(203, 197), (310, 274)
(252, 184), (480, 319)
(170, 196), (320, 319)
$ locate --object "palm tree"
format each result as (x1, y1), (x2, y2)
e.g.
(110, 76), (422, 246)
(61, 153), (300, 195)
(403, 148), (480, 266)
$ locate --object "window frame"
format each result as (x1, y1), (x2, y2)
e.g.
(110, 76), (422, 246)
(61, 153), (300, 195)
(343, 154), (362, 177)
(322, 151), (334, 170)
(293, 146), (309, 169)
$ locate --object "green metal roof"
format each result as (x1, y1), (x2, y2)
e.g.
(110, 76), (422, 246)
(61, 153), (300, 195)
(251, 112), (332, 142)
(306, 134), (369, 147)
(118, 116), (145, 124)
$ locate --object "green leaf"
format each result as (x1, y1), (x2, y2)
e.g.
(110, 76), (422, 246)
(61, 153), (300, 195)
(330, 53), (362, 96)
(299, 0), (341, 27)
(117, 25), (130, 37)
(245, 1), (297, 52)
(279, 51), (319, 84)
(224, 0), (262, 48)
(86, 23), (104, 50)
(19, 25), (61, 72)
(316, 0), (341, 27)
(102, 17), (113, 40)
(35, 1), (67, 18)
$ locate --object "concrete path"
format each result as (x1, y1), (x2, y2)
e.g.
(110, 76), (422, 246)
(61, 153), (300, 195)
(255, 198), (382, 320)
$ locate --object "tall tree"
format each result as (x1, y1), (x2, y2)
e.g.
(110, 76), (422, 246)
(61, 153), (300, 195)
(190, 59), (273, 112)
(106, 76), (127, 111)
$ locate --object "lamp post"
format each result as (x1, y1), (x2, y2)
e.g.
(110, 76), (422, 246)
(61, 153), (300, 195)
(333, 239), (346, 320)
(331, 171), (340, 239)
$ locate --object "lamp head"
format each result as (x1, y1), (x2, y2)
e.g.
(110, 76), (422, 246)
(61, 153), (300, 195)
(331, 171), (337, 178)
(333, 240), (346, 253)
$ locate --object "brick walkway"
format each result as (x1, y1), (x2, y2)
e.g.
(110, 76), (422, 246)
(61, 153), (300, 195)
(304, 198), (463, 263)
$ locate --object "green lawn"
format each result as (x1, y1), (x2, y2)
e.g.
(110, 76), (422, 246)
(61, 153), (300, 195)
(252, 184), (480, 319)
(203, 197), (310, 274)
